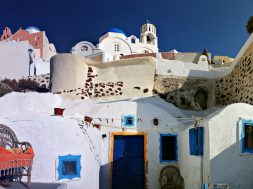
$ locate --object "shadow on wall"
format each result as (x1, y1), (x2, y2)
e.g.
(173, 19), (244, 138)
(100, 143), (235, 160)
(99, 163), (110, 189)
(209, 121), (253, 189)
(6, 182), (65, 189)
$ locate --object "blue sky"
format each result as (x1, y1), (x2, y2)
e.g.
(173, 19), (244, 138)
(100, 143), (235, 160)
(2, 0), (253, 57)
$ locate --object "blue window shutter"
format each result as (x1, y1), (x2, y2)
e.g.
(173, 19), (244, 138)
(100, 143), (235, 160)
(197, 127), (204, 155)
(189, 127), (204, 156)
(189, 128), (196, 155)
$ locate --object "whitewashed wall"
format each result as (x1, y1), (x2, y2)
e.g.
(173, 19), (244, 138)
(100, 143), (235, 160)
(0, 93), (101, 189)
(0, 41), (30, 79)
(1, 93), (253, 189)
(205, 103), (253, 188)
(50, 54), (156, 100)
(156, 58), (209, 77)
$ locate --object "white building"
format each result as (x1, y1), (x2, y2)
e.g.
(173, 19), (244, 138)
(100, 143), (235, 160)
(1, 92), (253, 189)
(0, 26), (57, 78)
(71, 22), (158, 62)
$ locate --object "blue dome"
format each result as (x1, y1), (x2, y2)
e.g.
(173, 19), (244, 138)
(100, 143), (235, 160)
(102, 28), (126, 36)
(25, 26), (41, 32)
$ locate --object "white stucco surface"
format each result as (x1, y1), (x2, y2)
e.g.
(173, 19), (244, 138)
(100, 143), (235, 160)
(156, 58), (209, 77)
(50, 54), (156, 100)
(71, 23), (158, 63)
(0, 41), (30, 79)
(1, 92), (253, 189)
(205, 103), (253, 189)
(0, 92), (197, 189)
(0, 93), (101, 189)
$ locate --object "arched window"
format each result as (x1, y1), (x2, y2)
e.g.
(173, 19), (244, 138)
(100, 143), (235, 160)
(131, 38), (136, 43)
(81, 45), (88, 51)
(35, 36), (40, 47)
(147, 35), (151, 42)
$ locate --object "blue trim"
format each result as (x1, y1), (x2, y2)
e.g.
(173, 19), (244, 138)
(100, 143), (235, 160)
(241, 119), (253, 153)
(159, 133), (178, 163)
(123, 115), (135, 127)
(57, 154), (82, 180)
(203, 183), (208, 189)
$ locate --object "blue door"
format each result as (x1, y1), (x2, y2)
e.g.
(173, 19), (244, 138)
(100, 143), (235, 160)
(112, 135), (144, 189)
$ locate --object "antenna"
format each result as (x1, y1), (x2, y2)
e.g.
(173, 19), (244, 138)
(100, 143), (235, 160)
(192, 116), (203, 127)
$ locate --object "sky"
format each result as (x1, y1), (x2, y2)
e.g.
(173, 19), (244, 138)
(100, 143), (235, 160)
(2, 0), (253, 57)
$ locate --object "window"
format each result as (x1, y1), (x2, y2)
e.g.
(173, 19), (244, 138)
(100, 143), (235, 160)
(160, 134), (177, 162)
(62, 160), (77, 175)
(147, 35), (151, 42)
(241, 119), (253, 153)
(81, 45), (88, 51)
(57, 155), (81, 180)
(189, 127), (204, 156)
(131, 38), (136, 43)
(123, 115), (135, 127)
(244, 125), (253, 149)
(35, 36), (40, 47)
(114, 44), (120, 52)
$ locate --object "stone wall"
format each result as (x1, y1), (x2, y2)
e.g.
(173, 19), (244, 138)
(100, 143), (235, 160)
(27, 73), (50, 88)
(154, 75), (211, 111)
(215, 43), (253, 105)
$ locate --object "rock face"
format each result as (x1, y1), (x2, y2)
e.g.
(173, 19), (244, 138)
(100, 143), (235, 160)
(154, 76), (210, 111)
(216, 43), (253, 105)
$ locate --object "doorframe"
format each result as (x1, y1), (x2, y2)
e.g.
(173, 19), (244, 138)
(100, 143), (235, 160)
(109, 132), (148, 189)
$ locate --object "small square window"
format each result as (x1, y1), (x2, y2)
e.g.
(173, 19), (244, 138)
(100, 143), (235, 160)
(123, 115), (135, 127)
(57, 155), (81, 180)
(160, 134), (177, 162)
(62, 160), (77, 175)
(114, 44), (120, 52)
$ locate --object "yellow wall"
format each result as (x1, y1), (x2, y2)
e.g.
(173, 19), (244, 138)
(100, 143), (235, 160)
(213, 56), (234, 64)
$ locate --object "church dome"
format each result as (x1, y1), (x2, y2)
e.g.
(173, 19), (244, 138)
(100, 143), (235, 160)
(25, 26), (41, 34)
(102, 28), (126, 36)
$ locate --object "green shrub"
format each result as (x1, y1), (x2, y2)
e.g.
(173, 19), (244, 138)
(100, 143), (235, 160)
(247, 16), (253, 34)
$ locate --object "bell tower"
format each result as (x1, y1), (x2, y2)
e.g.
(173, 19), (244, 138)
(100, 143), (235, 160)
(140, 20), (158, 46)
